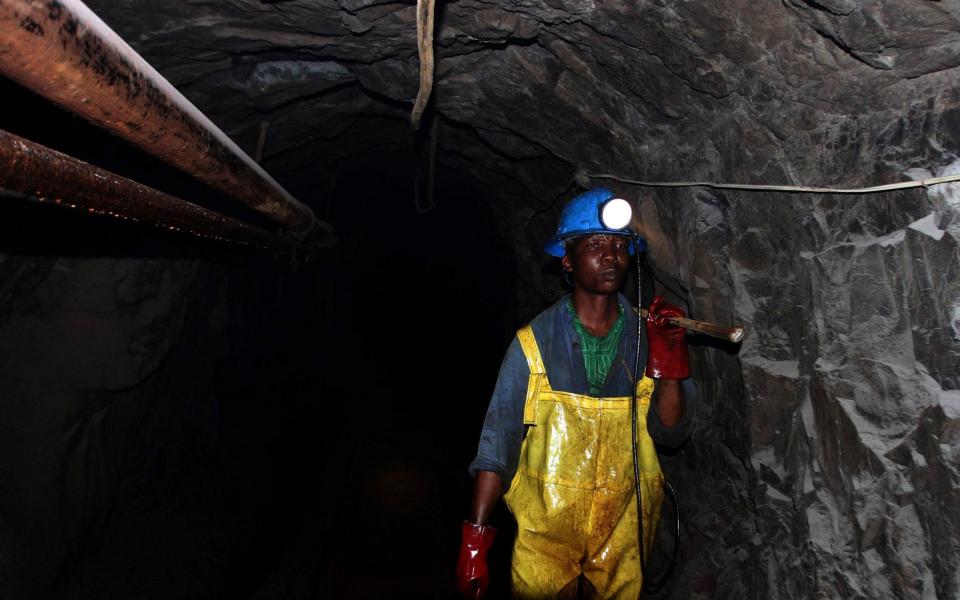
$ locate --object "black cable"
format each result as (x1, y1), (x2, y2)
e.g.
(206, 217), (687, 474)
(631, 238), (650, 595)
(631, 239), (681, 598)
(631, 240), (646, 584)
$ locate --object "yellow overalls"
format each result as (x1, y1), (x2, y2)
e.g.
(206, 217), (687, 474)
(503, 325), (663, 599)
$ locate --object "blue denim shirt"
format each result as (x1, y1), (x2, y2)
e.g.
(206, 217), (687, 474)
(468, 293), (697, 490)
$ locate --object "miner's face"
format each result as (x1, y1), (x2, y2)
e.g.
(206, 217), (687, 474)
(562, 234), (630, 295)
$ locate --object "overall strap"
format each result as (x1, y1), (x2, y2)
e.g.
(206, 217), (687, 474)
(634, 373), (656, 404)
(516, 325), (549, 425)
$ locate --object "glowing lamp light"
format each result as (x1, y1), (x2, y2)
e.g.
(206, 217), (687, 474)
(600, 197), (632, 230)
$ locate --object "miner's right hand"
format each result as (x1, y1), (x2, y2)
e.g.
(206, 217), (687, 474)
(455, 521), (496, 599)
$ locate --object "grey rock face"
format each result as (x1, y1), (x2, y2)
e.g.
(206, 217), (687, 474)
(8, 0), (960, 597)
(0, 254), (199, 596)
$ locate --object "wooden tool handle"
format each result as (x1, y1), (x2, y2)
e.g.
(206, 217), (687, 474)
(639, 309), (745, 343)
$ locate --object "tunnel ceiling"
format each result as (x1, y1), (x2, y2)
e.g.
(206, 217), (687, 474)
(82, 0), (960, 208)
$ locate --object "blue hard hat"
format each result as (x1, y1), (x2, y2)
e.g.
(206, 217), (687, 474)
(544, 187), (646, 257)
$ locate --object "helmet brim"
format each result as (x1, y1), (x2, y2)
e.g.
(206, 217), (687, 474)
(544, 232), (645, 257)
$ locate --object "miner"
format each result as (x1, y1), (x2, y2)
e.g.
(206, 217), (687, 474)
(456, 187), (696, 599)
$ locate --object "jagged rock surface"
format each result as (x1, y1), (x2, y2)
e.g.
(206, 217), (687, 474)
(8, 0), (960, 597)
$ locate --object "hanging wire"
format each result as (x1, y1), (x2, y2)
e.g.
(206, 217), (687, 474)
(410, 0), (436, 129)
(586, 172), (960, 195)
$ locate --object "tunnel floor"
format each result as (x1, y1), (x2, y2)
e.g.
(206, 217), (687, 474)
(49, 388), (498, 599)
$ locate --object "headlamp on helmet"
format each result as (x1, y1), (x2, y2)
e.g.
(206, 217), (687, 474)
(543, 187), (646, 257)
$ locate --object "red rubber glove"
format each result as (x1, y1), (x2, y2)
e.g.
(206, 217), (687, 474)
(645, 296), (690, 380)
(455, 521), (496, 599)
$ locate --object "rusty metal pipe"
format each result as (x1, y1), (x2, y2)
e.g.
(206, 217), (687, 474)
(0, 128), (294, 252)
(0, 0), (332, 244)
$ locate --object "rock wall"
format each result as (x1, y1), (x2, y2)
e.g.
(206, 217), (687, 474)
(637, 171), (960, 599)
(633, 96), (960, 600)
(0, 250), (208, 597)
